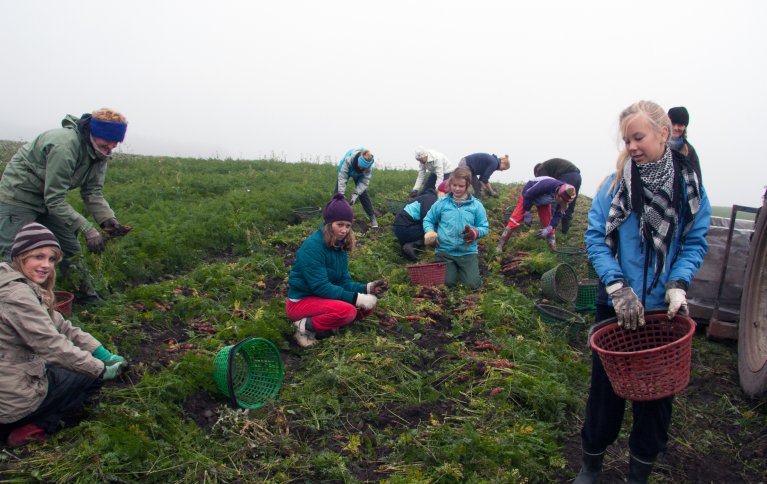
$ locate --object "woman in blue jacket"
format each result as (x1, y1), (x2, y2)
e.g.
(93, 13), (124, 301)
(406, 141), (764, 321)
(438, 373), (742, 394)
(336, 147), (378, 228)
(286, 194), (388, 348)
(422, 168), (489, 289)
(574, 101), (710, 484)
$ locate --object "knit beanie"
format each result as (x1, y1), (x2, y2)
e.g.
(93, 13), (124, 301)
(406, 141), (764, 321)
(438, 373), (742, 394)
(11, 223), (61, 258)
(668, 106), (690, 126)
(558, 184), (576, 202)
(323, 193), (355, 224)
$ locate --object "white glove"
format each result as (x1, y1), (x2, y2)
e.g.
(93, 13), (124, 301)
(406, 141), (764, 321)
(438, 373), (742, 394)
(355, 293), (378, 310)
(424, 231), (439, 247)
(350, 194), (359, 205)
(608, 282), (645, 331)
(665, 288), (688, 319)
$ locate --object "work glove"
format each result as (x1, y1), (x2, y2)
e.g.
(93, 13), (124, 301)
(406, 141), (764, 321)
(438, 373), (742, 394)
(546, 234), (557, 252)
(84, 228), (105, 254)
(487, 189), (498, 198)
(523, 211), (533, 225)
(424, 230), (439, 247)
(355, 293), (378, 310)
(101, 218), (133, 237)
(609, 283), (645, 331)
(665, 288), (689, 319)
(536, 226), (554, 239)
(410, 190), (419, 199)
(92, 345), (127, 366)
(462, 224), (478, 243)
(350, 194), (359, 205)
(367, 280), (389, 296)
(101, 361), (127, 381)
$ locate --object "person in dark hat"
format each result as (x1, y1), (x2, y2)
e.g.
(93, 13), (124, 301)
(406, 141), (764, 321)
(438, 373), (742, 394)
(336, 147), (379, 228)
(0, 223), (127, 448)
(667, 106), (702, 181)
(533, 158), (582, 234)
(286, 193), (389, 347)
(0, 108), (133, 303)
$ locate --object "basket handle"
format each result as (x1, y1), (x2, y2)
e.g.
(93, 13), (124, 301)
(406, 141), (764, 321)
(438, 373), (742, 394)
(587, 308), (685, 349)
(226, 336), (254, 408)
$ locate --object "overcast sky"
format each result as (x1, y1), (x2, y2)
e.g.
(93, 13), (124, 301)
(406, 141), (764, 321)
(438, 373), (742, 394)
(2, 1), (765, 208)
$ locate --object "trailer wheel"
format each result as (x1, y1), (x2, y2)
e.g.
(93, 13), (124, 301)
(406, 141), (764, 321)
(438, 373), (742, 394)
(738, 192), (767, 398)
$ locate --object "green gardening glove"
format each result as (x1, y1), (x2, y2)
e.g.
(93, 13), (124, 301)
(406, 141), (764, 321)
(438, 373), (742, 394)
(92, 345), (127, 366)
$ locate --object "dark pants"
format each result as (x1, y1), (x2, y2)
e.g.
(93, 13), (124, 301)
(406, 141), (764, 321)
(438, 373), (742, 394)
(580, 304), (672, 462)
(557, 171), (582, 225)
(0, 366), (103, 435)
(334, 182), (375, 220)
(418, 172), (451, 196)
(393, 224), (424, 245)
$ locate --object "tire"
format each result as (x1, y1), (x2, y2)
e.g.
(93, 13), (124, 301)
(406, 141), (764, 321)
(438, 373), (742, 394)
(738, 191), (767, 398)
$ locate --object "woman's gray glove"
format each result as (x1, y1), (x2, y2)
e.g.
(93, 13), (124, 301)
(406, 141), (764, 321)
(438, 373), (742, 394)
(609, 284), (645, 330)
(85, 228), (105, 254)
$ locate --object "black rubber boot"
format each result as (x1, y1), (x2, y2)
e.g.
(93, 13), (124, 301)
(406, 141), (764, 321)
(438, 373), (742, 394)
(628, 455), (654, 484)
(573, 450), (603, 484)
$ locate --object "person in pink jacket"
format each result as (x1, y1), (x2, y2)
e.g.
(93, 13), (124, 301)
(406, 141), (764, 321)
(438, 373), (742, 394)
(0, 223), (127, 448)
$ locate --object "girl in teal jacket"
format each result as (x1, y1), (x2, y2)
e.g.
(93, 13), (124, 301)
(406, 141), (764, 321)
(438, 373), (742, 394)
(422, 168), (489, 289)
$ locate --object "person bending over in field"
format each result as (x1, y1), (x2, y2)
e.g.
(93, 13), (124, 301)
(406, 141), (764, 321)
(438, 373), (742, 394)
(533, 158), (582, 234)
(286, 194), (389, 348)
(335, 147), (378, 228)
(0, 108), (133, 303)
(422, 168), (489, 289)
(393, 188), (438, 261)
(496, 176), (576, 253)
(0, 223), (127, 448)
(410, 146), (455, 198)
(456, 152), (510, 198)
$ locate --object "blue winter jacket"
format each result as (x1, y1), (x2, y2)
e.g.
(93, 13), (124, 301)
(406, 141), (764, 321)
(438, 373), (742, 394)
(521, 176), (569, 229)
(337, 148), (373, 196)
(287, 229), (367, 303)
(586, 173), (711, 309)
(423, 194), (489, 256)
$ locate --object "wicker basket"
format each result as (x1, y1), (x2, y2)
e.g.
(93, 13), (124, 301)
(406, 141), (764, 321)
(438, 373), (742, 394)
(53, 291), (74, 317)
(590, 313), (696, 401)
(540, 263), (578, 303)
(407, 262), (447, 286)
(213, 337), (283, 409)
(575, 279), (598, 312)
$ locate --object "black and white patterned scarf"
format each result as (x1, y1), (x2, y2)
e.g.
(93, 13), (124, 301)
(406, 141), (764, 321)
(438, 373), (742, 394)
(605, 147), (702, 290)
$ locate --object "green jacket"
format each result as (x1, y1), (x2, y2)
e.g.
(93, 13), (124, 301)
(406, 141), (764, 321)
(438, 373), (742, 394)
(0, 114), (115, 233)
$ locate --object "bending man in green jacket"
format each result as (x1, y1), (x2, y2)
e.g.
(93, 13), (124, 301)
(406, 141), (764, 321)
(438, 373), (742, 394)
(0, 108), (132, 303)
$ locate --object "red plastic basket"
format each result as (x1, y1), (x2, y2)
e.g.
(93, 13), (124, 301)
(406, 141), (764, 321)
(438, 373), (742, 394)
(53, 290), (74, 317)
(406, 262), (447, 286)
(590, 313), (696, 401)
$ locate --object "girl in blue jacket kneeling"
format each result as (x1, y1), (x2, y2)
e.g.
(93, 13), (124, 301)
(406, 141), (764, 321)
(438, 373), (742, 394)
(286, 194), (388, 348)
(422, 168), (489, 289)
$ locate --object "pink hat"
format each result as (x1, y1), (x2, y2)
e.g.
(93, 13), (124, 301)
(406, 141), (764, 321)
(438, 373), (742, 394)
(558, 184), (576, 202)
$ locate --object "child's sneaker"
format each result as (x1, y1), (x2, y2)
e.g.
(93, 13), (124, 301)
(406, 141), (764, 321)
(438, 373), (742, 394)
(292, 318), (317, 348)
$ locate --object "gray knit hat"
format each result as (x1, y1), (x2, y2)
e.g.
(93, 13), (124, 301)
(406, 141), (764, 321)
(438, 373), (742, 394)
(11, 223), (61, 258)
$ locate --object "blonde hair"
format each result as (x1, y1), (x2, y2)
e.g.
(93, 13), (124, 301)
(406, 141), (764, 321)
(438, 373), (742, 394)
(322, 223), (356, 251)
(11, 246), (63, 312)
(498, 154), (510, 170)
(92, 108), (127, 123)
(608, 100), (670, 192)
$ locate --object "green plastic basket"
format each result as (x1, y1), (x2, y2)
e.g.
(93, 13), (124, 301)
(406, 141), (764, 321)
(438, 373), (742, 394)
(535, 302), (587, 344)
(293, 206), (322, 221)
(540, 263), (578, 303)
(213, 337), (283, 409)
(575, 279), (598, 312)
(555, 246), (586, 267)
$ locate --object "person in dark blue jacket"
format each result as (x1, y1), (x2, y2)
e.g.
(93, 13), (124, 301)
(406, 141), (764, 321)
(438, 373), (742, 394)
(286, 194), (388, 348)
(423, 168), (489, 289)
(574, 100), (710, 484)
(457, 153), (510, 198)
(393, 188), (438, 261)
(496, 176), (576, 253)
(533, 158), (582, 234)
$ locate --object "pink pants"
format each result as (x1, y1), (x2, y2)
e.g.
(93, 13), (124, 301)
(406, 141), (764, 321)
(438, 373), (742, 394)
(506, 195), (555, 234)
(285, 297), (372, 331)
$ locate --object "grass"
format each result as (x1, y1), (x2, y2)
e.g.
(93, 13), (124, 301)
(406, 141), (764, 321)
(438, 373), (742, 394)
(0, 140), (765, 483)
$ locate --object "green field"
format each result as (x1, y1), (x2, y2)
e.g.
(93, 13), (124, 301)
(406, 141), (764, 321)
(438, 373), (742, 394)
(0, 140), (764, 483)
